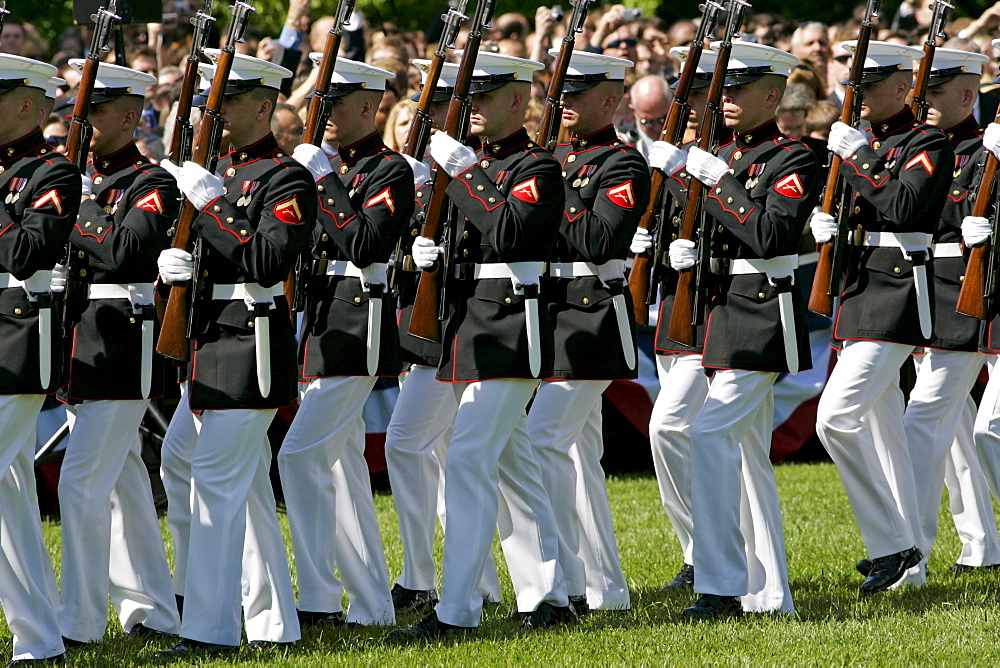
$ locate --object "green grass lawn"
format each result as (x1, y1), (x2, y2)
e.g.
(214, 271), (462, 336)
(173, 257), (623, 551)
(9, 462), (1000, 665)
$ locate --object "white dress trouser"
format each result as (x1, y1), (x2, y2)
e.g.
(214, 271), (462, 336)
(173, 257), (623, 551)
(946, 395), (1000, 566)
(58, 399), (178, 642)
(649, 353), (710, 566)
(817, 339), (918, 558)
(436, 379), (568, 627)
(690, 369), (793, 613)
(903, 349), (987, 563)
(160, 385), (299, 643)
(178, 408), (299, 646)
(277, 375), (394, 625)
(384, 364), (501, 600)
(0, 394), (64, 661)
(528, 380), (629, 610)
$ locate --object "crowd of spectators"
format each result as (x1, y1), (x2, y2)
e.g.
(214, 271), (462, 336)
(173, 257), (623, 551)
(7, 0), (1000, 164)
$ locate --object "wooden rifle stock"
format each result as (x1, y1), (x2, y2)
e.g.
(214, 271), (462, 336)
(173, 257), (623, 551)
(157, 2), (255, 361)
(807, 0), (881, 316)
(665, 0), (747, 346)
(408, 0), (496, 343)
(627, 0), (723, 326)
(955, 146), (1000, 318)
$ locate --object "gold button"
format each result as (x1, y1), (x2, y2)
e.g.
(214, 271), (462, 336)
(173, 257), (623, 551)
(579, 139), (588, 147)
(873, 175), (880, 179)
(129, 316), (136, 324)
(222, 187), (228, 194)
(960, 274), (965, 281)
(717, 225), (724, 233)
(881, 124), (889, 132)
(240, 229), (247, 235)
(214, 205), (221, 212)
(411, 229), (418, 237)
(96, 227), (103, 233)
(80, 269), (87, 277)
(527, 143), (535, 148)
(248, 320), (254, 327)
(339, 213), (345, 219)
(953, 190), (961, 196)
(488, 197), (496, 203)
(477, 185), (484, 191)
(893, 266), (901, 274)
(85, 222), (91, 228)
(318, 185), (325, 192)
(240, 153), (247, 160)
(462, 231), (469, 239)
(733, 150), (742, 160)
(561, 171), (567, 177)
(679, 172), (687, 178)
(582, 297), (590, 305)
(226, 168), (236, 176)
(480, 160), (490, 168)
(862, 163), (869, 169)
(727, 197), (733, 203)
(873, 141), (881, 149)
(466, 173), (473, 179)
(416, 191), (423, 198)
(0, 166), (5, 173)
(854, 206), (861, 214)
(354, 296), (362, 303)
(327, 198), (335, 205)
(13, 307), (21, 315)
(758, 292), (766, 299)
(321, 250), (327, 258)
(276, 152), (284, 158)
(745, 134), (752, 142)
(568, 155), (576, 163)
(321, 233), (329, 241)
(340, 166), (349, 174)
(569, 207), (577, 214)
(94, 176), (103, 184)
(462, 249), (469, 258)
(722, 243), (729, 251)
(504, 297), (512, 304)
(492, 145), (500, 153)
(77, 251), (85, 259)
(716, 188), (722, 194)
(738, 207), (745, 214)
(226, 217), (234, 223)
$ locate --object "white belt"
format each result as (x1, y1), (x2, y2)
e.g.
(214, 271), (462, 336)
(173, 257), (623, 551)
(729, 255), (799, 276)
(462, 261), (546, 281)
(864, 232), (933, 250)
(324, 260), (366, 278)
(0, 273), (25, 289)
(547, 259), (627, 280)
(212, 283), (284, 301)
(932, 242), (963, 258)
(88, 283), (154, 301)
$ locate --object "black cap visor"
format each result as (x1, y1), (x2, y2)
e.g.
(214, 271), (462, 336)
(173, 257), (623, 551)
(672, 72), (713, 91)
(411, 85), (454, 103)
(469, 73), (519, 96)
(562, 73), (619, 94)
(843, 64), (909, 86)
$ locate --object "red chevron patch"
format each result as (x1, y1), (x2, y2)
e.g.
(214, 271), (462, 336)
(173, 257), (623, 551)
(274, 195), (303, 223)
(135, 190), (164, 214)
(607, 181), (636, 208)
(904, 151), (934, 175)
(32, 189), (63, 215)
(774, 173), (805, 198)
(512, 178), (539, 203)
(365, 187), (396, 215)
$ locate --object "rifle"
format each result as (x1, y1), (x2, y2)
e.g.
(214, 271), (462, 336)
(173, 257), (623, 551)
(664, 0), (749, 347)
(407, 0), (497, 343)
(955, 119), (1000, 318)
(535, 0), (592, 151)
(387, 0), (469, 300)
(910, 0), (952, 122)
(0, 1), (9, 44)
(626, 0), (725, 326)
(169, 0), (215, 164)
(157, 1), (255, 362)
(806, 0), (881, 316)
(283, 0), (356, 322)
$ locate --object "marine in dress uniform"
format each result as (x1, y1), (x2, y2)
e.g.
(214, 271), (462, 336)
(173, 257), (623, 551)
(660, 41), (818, 617)
(155, 52), (313, 655)
(0, 54), (80, 668)
(902, 49), (1000, 575)
(280, 56), (412, 627)
(813, 41), (954, 594)
(390, 52), (571, 640)
(55, 61), (180, 647)
(631, 45), (722, 591)
(385, 59), (503, 613)
(528, 49), (649, 613)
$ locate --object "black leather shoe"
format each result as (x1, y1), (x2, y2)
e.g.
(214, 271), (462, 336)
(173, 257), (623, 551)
(948, 563), (1000, 574)
(153, 639), (237, 658)
(681, 594), (743, 619)
(246, 640), (297, 650)
(860, 547), (923, 595)
(391, 584), (439, 614)
(296, 609), (346, 629)
(128, 624), (175, 641)
(520, 603), (576, 630)
(385, 611), (474, 642)
(568, 595), (590, 617)
(6, 654), (65, 667)
(856, 559), (873, 576)
(663, 563), (695, 590)
(59, 637), (89, 651)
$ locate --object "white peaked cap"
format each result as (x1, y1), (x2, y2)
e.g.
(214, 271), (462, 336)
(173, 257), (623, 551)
(68, 60), (156, 98)
(548, 49), (632, 92)
(309, 54), (395, 95)
(412, 59), (460, 102)
(669, 46), (719, 89)
(927, 47), (989, 84)
(44, 77), (66, 100)
(203, 49), (293, 92)
(451, 50), (544, 94)
(711, 40), (799, 85)
(839, 41), (924, 83)
(0, 54), (59, 92)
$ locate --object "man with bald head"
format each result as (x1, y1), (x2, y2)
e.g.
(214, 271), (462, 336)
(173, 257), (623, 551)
(621, 75), (672, 157)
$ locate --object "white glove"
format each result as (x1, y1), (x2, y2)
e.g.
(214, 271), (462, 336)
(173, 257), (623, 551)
(292, 143), (334, 180)
(22, 270), (51, 300)
(161, 159), (224, 211)
(411, 235), (443, 269)
(630, 227), (653, 254)
(809, 211), (839, 244)
(403, 153), (432, 188)
(827, 121), (868, 159)
(984, 123), (1000, 161)
(81, 174), (93, 197)
(647, 141), (686, 174)
(962, 215), (993, 247)
(686, 146), (729, 186)
(158, 248), (195, 284)
(668, 238), (697, 270)
(429, 132), (478, 178)
(50, 264), (67, 293)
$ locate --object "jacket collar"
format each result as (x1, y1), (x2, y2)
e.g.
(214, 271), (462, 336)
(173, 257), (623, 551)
(570, 125), (620, 150)
(869, 107), (916, 140)
(0, 128), (50, 162)
(226, 133), (283, 166)
(480, 128), (533, 160)
(732, 120), (782, 149)
(943, 115), (980, 145)
(91, 142), (144, 175)
(339, 132), (388, 165)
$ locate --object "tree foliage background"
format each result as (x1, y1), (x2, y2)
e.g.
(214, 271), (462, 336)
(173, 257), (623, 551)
(13, 0), (998, 54)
